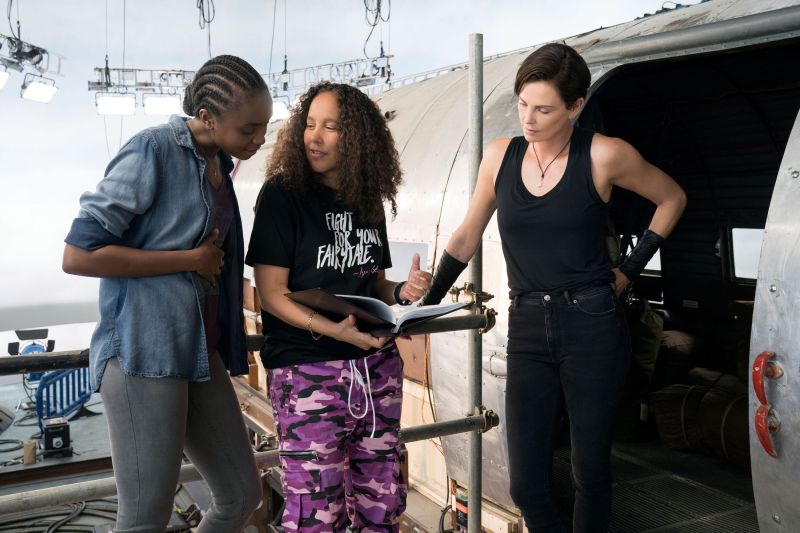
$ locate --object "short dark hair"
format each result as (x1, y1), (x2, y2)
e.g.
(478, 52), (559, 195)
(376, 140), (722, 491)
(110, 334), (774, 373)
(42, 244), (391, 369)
(514, 43), (590, 108)
(183, 55), (267, 116)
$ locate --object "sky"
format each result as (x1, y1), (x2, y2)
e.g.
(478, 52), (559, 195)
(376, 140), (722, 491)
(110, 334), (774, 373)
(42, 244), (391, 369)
(0, 0), (678, 340)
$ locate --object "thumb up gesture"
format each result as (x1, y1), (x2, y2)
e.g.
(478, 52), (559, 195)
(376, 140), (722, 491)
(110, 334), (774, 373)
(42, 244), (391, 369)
(398, 253), (432, 303)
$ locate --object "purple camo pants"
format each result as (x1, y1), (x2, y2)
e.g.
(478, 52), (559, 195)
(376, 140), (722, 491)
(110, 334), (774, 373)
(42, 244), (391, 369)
(268, 343), (407, 532)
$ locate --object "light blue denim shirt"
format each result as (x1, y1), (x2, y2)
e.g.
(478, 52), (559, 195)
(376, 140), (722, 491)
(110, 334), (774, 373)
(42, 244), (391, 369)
(66, 115), (247, 391)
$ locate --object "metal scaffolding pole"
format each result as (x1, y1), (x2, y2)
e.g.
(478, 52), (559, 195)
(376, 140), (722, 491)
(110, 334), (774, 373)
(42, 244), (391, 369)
(0, 300), (499, 521)
(0, 412), (499, 515)
(1, 312), (494, 376)
(0, 350), (88, 375)
(467, 32), (484, 533)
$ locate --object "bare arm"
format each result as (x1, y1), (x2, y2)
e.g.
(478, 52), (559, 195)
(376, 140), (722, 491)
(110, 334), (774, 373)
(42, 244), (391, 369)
(373, 270), (399, 306)
(444, 138), (509, 261)
(592, 135), (687, 238)
(592, 135), (687, 293)
(253, 264), (387, 350)
(62, 229), (224, 282)
(420, 139), (508, 305)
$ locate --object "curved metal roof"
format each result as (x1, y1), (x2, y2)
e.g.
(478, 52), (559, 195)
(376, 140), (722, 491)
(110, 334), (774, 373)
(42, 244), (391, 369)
(236, 0), (800, 248)
(232, 0), (800, 513)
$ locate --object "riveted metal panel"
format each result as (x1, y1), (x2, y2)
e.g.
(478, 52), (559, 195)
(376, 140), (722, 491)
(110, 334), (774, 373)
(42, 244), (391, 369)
(429, 339), (515, 509)
(749, 111), (800, 531)
(228, 0), (800, 518)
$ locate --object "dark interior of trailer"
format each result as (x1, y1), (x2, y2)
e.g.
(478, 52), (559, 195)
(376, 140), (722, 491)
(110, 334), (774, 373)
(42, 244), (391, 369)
(558, 39), (800, 532)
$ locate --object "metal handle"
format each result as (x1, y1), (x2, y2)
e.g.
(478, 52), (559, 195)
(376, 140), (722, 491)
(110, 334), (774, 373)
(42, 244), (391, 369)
(755, 404), (780, 458)
(752, 350), (783, 405)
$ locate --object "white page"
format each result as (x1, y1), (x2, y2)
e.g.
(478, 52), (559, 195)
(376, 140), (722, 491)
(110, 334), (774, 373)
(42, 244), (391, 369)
(336, 294), (396, 325)
(395, 302), (467, 328)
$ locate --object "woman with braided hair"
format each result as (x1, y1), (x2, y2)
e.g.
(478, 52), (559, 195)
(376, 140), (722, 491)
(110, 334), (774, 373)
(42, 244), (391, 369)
(246, 82), (430, 531)
(62, 55), (271, 532)
(421, 43), (686, 532)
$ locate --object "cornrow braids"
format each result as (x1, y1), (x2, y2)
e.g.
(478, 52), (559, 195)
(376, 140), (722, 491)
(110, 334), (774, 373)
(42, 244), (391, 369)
(183, 55), (267, 117)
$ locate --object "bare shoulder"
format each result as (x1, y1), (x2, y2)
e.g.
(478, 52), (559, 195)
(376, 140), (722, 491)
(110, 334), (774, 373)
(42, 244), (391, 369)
(590, 133), (643, 176)
(487, 136), (514, 155)
(483, 137), (514, 176)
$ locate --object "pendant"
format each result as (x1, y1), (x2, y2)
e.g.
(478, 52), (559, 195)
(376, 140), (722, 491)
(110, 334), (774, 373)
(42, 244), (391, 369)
(536, 176), (544, 188)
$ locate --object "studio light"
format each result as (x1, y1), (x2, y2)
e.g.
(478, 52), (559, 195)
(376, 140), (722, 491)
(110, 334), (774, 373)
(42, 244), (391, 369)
(96, 92), (136, 115)
(4, 36), (47, 67)
(1, 32), (63, 103)
(89, 66), (193, 117)
(142, 93), (182, 116)
(13, 44), (44, 66)
(20, 73), (57, 103)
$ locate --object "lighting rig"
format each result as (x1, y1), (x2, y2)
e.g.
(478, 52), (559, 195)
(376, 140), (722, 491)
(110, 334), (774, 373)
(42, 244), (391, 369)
(263, 53), (392, 121)
(0, 33), (63, 103)
(87, 56), (194, 116)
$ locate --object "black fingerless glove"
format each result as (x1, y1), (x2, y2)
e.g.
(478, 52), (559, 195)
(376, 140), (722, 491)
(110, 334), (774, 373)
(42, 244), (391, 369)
(619, 229), (664, 281)
(421, 250), (469, 305)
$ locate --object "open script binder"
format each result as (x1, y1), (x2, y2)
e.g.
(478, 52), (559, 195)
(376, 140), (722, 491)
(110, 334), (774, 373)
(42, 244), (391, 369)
(287, 287), (467, 336)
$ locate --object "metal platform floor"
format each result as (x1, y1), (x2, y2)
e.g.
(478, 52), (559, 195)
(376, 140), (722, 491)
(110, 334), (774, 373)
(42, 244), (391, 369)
(0, 373), (110, 485)
(552, 441), (758, 533)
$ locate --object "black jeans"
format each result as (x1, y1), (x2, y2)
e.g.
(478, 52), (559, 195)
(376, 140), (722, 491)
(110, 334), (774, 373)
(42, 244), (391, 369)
(505, 284), (631, 533)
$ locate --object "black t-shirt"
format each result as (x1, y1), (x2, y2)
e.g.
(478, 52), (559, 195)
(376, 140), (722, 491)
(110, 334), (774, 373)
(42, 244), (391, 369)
(245, 180), (392, 369)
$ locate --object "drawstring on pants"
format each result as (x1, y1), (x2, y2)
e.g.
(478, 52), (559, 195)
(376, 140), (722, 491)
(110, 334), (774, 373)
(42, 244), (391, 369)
(348, 356), (377, 438)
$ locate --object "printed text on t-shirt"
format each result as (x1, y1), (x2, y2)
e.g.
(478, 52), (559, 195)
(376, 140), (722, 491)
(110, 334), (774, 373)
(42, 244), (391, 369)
(317, 211), (383, 272)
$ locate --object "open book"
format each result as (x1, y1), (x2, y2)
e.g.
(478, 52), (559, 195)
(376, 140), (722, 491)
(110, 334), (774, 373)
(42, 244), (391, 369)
(287, 288), (467, 336)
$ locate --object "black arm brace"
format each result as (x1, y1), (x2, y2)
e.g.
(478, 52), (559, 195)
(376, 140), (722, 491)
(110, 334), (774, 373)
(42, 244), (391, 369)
(421, 250), (468, 305)
(619, 229), (664, 280)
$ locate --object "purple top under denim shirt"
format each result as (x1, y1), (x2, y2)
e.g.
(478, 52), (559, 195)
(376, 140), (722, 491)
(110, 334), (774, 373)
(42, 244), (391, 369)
(201, 179), (235, 354)
(64, 115), (247, 391)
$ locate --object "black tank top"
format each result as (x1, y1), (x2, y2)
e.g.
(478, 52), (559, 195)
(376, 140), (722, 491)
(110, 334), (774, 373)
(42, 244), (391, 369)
(495, 127), (614, 295)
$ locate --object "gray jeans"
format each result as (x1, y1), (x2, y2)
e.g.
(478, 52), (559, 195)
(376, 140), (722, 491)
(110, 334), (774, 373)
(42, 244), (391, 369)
(100, 352), (262, 532)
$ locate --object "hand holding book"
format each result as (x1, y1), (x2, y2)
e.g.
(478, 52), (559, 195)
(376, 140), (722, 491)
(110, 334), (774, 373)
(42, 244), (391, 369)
(288, 288), (466, 337)
(329, 314), (391, 350)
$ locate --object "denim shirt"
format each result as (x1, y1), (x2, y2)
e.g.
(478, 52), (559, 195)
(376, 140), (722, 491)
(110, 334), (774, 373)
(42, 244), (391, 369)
(65, 115), (247, 391)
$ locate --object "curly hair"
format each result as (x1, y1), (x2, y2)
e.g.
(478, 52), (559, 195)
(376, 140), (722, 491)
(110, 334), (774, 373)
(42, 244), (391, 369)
(267, 82), (403, 225)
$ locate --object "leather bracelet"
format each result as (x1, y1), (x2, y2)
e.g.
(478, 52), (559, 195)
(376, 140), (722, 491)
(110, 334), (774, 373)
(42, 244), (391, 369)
(619, 229), (665, 281)
(307, 310), (322, 340)
(422, 249), (469, 305)
(394, 281), (411, 306)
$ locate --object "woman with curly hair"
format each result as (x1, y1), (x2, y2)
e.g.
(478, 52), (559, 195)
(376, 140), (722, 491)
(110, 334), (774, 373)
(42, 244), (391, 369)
(246, 81), (429, 532)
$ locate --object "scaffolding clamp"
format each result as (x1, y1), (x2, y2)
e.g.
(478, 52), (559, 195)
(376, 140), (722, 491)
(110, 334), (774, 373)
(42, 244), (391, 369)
(475, 407), (500, 433)
(449, 282), (494, 307)
(449, 283), (497, 334)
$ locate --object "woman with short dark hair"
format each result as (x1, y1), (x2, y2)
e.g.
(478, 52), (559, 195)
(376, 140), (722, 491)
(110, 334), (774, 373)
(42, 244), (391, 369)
(247, 82), (430, 532)
(63, 55), (271, 532)
(422, 43), (687, 532)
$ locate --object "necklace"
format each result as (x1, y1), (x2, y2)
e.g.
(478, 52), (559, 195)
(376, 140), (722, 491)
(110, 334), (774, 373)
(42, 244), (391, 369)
(530, 136), (571, 188)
